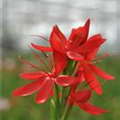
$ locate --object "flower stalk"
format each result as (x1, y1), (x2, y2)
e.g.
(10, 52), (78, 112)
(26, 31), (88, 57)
(50, 99), (57, 120)
(54, 84), (60, 119)
(61, 103), (73, 120)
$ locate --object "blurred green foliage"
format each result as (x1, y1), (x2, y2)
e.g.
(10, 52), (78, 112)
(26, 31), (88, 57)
(1, 54), (120, 120)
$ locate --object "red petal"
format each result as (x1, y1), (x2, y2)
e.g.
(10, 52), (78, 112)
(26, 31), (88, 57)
(83, 18), (90, 42)
(50, 26), (66, 53)
(20, 72), (47, 80)
(31, 43), (53, 52)
(36, 79), (54, 104)
(66, 51), (84, 61)
(85, 48), (99, 61)
(77, 102), (107, 115)
(83, 65), (103, 95)
(67, 19), (90, 50)
(53, 25), (67, 46)
(71, 90), (91, 102)
(89, 64), (115, 80)
(53, 51), (67, 75)
(56, 75), (78, 86)
(13, 78), (45, 96)
(74, 34), (105, 53)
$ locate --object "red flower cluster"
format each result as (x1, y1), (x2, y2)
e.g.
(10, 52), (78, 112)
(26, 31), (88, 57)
(13, 19), (114, 115)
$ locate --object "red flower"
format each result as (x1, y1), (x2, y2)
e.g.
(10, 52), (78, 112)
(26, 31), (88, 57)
(13, 48), (78, 104)
(69, 90), (107, 115)
(13, 19), (115, 118)
(78, 46), (115, 95)
(31, 19), (105, 73)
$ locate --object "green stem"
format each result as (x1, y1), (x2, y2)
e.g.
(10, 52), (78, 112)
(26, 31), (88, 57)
(60, 66), (68, 113)
(60, 61), (80, 120)
(50, 99), (57, 120)
(60, 87), (66, 106)
(50, 59), (78, 120)
(60, 103), (73, 120)
(54, 84), (60, 119)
